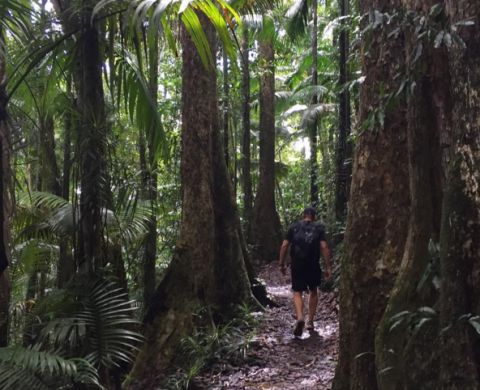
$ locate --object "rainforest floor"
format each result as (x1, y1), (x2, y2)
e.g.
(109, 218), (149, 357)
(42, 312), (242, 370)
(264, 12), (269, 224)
(194, 263), (339, 389)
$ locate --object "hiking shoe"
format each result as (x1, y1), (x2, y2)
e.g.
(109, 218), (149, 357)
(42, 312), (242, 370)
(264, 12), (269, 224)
(293, 320), (305, 337)
(306, 320), (314, 331)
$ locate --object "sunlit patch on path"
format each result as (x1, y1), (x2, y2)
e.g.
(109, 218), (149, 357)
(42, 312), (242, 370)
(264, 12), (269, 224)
(195, 264), (339, 389)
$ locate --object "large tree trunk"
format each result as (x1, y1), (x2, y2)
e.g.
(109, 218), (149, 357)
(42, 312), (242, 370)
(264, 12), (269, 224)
(0, 27), (11, 347)
(374, 4), (450, 389)
(439, 2), (480, 388)
(309, 0), (319, 206)
(335, 0), (352, 220)
(241, 27), (253, 227)
(249, 23), (282, 263)
(332, 1), (410, 389)
(128, 13), (253, 387)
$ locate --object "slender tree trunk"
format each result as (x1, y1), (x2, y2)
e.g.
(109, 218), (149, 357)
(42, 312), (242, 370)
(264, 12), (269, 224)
(249, 22), (282, 263)
(335, 0), (352, 220)
(222, 49), (230, 170)
(241, 27), (253, 225)
(309, 0), (319, 206)
(0, 27), (11, 347)
(333, 1), (410, 388)
(439, 2), (480, 387)
(128, 13), (253, 386)
(57, 78), (74, 288)
(142, 35), (159, 307)
(75, 1), (107, 274)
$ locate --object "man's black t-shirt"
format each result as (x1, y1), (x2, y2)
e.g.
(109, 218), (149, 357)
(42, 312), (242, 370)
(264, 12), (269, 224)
(286, 220), (326, 291)
(286, 220), (326, 264)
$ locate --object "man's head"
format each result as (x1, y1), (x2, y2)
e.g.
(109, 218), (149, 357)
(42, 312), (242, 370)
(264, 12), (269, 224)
(303, 206), (316, 220)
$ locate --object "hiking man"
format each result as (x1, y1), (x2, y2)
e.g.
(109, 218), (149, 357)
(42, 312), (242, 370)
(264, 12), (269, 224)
(278, 206), (333, 337)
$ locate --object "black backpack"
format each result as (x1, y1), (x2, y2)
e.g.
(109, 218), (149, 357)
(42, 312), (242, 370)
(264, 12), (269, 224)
(291, 221), (318, 261)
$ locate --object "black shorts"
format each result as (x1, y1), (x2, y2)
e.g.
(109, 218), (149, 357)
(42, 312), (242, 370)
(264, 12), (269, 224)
(291, 260), (322, 292)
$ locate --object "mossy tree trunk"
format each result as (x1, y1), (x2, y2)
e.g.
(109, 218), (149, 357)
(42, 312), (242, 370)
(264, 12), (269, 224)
(439, 1), (480, 387)
(249, 20), (282, 263)
(128, 13), (253, 387)
(332, 1), (410, 388)
(241, 27), (253, 227)
(0, 26), (11, 347)
(335, 0), (352, 220)
(375, 3), (450, 388)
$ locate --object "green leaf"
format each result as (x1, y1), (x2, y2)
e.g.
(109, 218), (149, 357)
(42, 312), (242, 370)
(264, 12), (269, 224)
(181, 7), (214, 69)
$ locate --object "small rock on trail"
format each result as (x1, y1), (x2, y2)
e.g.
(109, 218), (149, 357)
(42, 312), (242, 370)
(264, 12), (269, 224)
(194, 263), (339, 389)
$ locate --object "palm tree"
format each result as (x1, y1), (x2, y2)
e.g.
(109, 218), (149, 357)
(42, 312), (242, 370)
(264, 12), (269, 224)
(249, 14), (282, 263)
(51, 0), (108, 274)
(286, 0), (320, 206)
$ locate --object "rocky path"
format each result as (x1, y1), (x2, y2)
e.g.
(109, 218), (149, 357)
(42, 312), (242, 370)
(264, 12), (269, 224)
(195, 263), (339, 389)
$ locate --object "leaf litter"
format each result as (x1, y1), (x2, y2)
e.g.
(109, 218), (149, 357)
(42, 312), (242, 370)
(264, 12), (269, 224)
(193, 263), (339, 389)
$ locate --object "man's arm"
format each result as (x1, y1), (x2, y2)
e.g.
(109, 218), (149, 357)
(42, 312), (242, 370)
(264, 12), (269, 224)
(321, 240), (333, 280)
(279, 240), (290, 275)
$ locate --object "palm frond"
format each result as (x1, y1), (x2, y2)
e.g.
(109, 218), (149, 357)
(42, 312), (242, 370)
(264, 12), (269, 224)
(300, 103), (336, 127)
(114, 46), (168, 162)
(240, 14), (263, 30)
(109, 201), (153, 243)
(291, 84), (329, 103)
(0, 345), (102, 390)
(0, 0), (35, 47)
(286, 0), (309, 41)
(75, 279), (144, 369)
(13, 240), (59, 275)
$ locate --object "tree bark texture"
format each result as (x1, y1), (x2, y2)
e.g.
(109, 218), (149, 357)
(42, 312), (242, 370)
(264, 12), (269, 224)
(375, 3), (450, 388)
(222, 49), (230, 170)
(128, 14), (252, 386)
(57, 78), (74, 288)
(75, 1), (108, 274)
(0, 27), (11, 347)
(335, 0), (352, 220)
(241, 27), (253, 227)
(249, 33), (282, 263)
(333, 1), (410, 388)
(142, 35), (159, 308)
(38, 115), (61, 195)
(439, 2), (480, 388)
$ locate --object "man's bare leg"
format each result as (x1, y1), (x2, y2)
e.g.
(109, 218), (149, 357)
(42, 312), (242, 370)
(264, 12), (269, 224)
(307, 288), (318, 329)
(293, 291), (305, 336)
(293, 291), (304, 320)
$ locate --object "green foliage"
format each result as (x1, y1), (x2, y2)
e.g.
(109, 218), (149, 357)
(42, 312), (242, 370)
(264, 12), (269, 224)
(73, 279), (144, 368)
(5, 278), (143, 389)
(94, 0), (241, 69)
(0, 345), (102, 390)
(165, 305), (260, 389)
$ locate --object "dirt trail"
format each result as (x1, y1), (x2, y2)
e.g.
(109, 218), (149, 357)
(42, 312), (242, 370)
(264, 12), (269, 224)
(195, 263), (339, 389)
